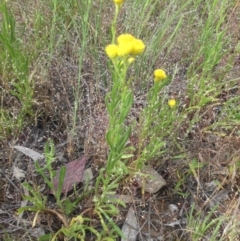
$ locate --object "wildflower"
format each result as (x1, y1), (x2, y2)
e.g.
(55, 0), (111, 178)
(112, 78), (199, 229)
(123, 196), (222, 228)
(118, 42), (133, 56)
(105, 34), (145, 58)
(117, 34), (135, 44)
(132, 39), (146, 55)
(128, 57), (135, 64)
(117, 34), (145, 56)
(113, 0), (125, 5)
(105, 44), (118, 59)
(168, 99), (176, 108)
(117, 34), (134, 56)
(154, 69), (167, 82)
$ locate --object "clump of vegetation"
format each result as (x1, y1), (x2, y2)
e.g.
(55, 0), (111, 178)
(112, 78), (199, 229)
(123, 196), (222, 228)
(0, 2), (33, 139)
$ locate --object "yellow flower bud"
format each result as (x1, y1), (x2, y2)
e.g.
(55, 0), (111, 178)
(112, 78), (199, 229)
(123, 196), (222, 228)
(154, 69), (167, 82)
(168, 99), (176, 108)
(128, 57), (135, 64)
(105, 44), (118, 59)
(113, 0), (125, 5)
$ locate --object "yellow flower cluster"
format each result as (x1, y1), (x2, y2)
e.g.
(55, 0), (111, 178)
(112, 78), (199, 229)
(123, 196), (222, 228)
(128, 57), (135, 64)
(105, 34), (145, 59)
(154, 69), (167, 82)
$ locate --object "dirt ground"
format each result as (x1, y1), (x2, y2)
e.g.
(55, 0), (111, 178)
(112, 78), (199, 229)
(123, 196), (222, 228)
(1, 58), (240, 240)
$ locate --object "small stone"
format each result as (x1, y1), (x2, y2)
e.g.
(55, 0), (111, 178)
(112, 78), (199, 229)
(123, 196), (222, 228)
(135, 165), (166, 193)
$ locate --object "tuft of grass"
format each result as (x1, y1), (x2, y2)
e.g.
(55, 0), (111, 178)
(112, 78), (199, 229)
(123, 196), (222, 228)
(185, 204), (225, 241)
(0, 2), (33, 140)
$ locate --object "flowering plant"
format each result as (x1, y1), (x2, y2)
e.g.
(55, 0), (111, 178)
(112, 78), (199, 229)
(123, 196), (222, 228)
(93, 3), (177, 239)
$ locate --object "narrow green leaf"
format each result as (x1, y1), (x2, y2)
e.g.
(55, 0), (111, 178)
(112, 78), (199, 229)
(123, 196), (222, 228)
(56, 166), (66, 199)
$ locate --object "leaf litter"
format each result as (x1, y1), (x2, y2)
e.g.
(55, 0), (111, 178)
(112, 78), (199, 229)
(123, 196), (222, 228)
(13, 165), (25, 181)
(13, 145), (88, 195)
(51, 155), (87, 195)
(121, 205), (139, 241)
(13, 146), (44, 162)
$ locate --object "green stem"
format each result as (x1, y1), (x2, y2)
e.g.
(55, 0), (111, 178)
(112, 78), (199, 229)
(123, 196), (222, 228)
(111, 4), (120, 43)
